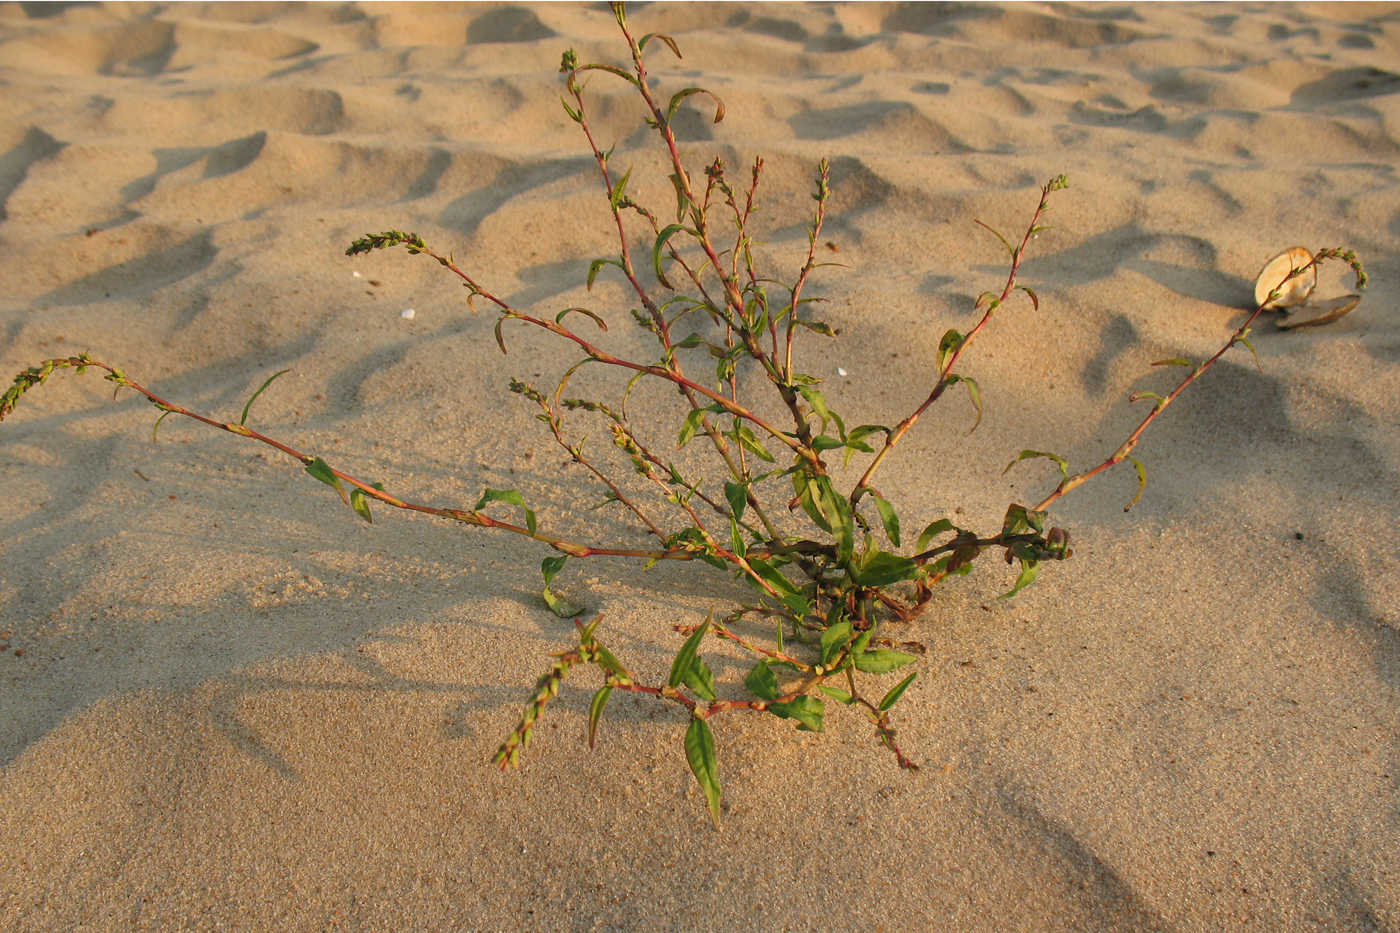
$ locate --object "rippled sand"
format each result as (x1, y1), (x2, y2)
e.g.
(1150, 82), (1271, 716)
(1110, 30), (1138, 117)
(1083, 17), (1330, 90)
(1, 4), (1397, 929)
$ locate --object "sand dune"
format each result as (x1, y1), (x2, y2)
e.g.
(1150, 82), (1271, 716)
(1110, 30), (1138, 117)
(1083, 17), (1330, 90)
(1, 3), (1397, 930)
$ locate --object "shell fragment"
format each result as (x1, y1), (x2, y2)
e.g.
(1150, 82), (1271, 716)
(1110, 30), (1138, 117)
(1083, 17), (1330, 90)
(1274, 294), (1361, 330)
(1254, 246), (1316, 310)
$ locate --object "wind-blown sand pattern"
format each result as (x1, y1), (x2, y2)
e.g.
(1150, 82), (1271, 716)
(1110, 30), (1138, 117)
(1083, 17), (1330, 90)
(1, 3), (1398, 929)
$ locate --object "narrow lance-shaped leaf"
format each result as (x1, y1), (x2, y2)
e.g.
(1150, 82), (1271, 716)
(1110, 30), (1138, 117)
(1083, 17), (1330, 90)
(587, 257), (625, 291)
(916, 518), (956, 552)
(349, 484), (376, 524)
(240, 369), (291, 426)
(745, 659), (779, 701)
(873, 494), (900, 547)
(1017, 284), (1039, 312)
(1001, 558), (1041, 599)
(304, 456), (349, 506)
(767, 695), (824, 732)
(975, 218), (1017, 259)
(1003, 449), (1069, 481)
(587, 686), (612, 749)
(475, 488), (538, 535)
(1125, 456), (1148, 512)
(852, 551), (919, 588)
(684, 716), (723, 828)
(683, 656), (717, 702)
(878, 671), (918, 712)
(556, 307), (608, 331)
(668, 615), (712, 689)
(609, 167), (633, 210)
(541, 554), (585, 618)
(819, 619), (853, 669)
(666, 86), (725, 125)
(818, 686), (855, 705)
(723, 481), (747, 523)
(854, 647), (918, 674)
(652, 223), (686, 290)
(937, 329), (963, 373)
(945, 374), (983, 432)
(638, 32), (682, 59)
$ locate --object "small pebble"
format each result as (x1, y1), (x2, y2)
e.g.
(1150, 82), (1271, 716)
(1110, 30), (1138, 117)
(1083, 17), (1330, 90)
(836, 367), (848, 377)
(352, 270), (362, 278)
(401, 308), (416, 320)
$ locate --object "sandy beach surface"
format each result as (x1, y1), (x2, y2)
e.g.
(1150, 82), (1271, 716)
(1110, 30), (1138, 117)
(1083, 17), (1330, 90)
(1, 2), (1397, 929)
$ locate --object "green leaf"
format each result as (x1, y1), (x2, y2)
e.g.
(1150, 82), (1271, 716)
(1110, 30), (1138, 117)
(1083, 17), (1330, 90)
(768, 695), (824, 732)
(819, 620), (853, 668)
(151, 409), (171, 443)
(1151, 357), (1195, 369)
(873, 495), (900, 547)
(555, 307), (608, 331)
(937, 329), (963, 373)
(666, 86), (726, 125)
(728, 516), (746, 558)
(854, 647), (917, 674)
(1237, 333), (1262, 371)
(240, 368), (291, 426)
(304, 456), (349, 506)
(975, 219), (1016, 259)
(1001, 559), (1041, 599)
(792, 472), (853, 563)
(723, 481), (747, 522)
(638, 32), (682, 59)
(587, 686), (612, 749)
(745, 557), (799, 600)
(349, 487), (373, 524)
(852, 551), (919, 588)
(1125, 456), (1147, 512)
(1003, 449), (1069, 481)
(1001, 503), (1046, 535)
(878, 671), (918, 712)
(1017, 284), (1040, 312)
(916, 519), (956, 552)
(684, 656), (717, 702)
(542, 557), (584, 616)
(542, 588), (585, 619)
(678, 404), (722, 448)
(745, 660), (780, 701)
(945, 374), (983, 432)
(685, 716), (722, 827)
(475, 488), (537, 536)
(592, 643), (630, 681)
(652, 223), (686, 290)
(668, 616), (712, 689)
(667, 172), (691, 222)
(818, 686), (855, 705)
(609, 167), (633, 210)
(795, 385), (833, 431)
(541, 555), (567, 587)
(586, 257), (624, 291)
(578, 62), (640, 87)
(736, 426), (774, 463)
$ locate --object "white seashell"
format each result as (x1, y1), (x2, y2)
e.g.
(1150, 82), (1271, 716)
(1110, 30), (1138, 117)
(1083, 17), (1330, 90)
(1254, 246), (1316, 310)
(352, 270), (362, 278)
(401, 308), (416, 320)
(836, 367), (848, 377)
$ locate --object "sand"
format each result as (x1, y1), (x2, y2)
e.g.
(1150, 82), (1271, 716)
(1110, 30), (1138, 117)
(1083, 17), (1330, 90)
(1, 2), (1397, 929)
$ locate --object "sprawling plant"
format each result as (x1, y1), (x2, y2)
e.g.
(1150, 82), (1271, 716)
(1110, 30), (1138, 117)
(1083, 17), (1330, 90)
(1, 4), (1365, 826)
